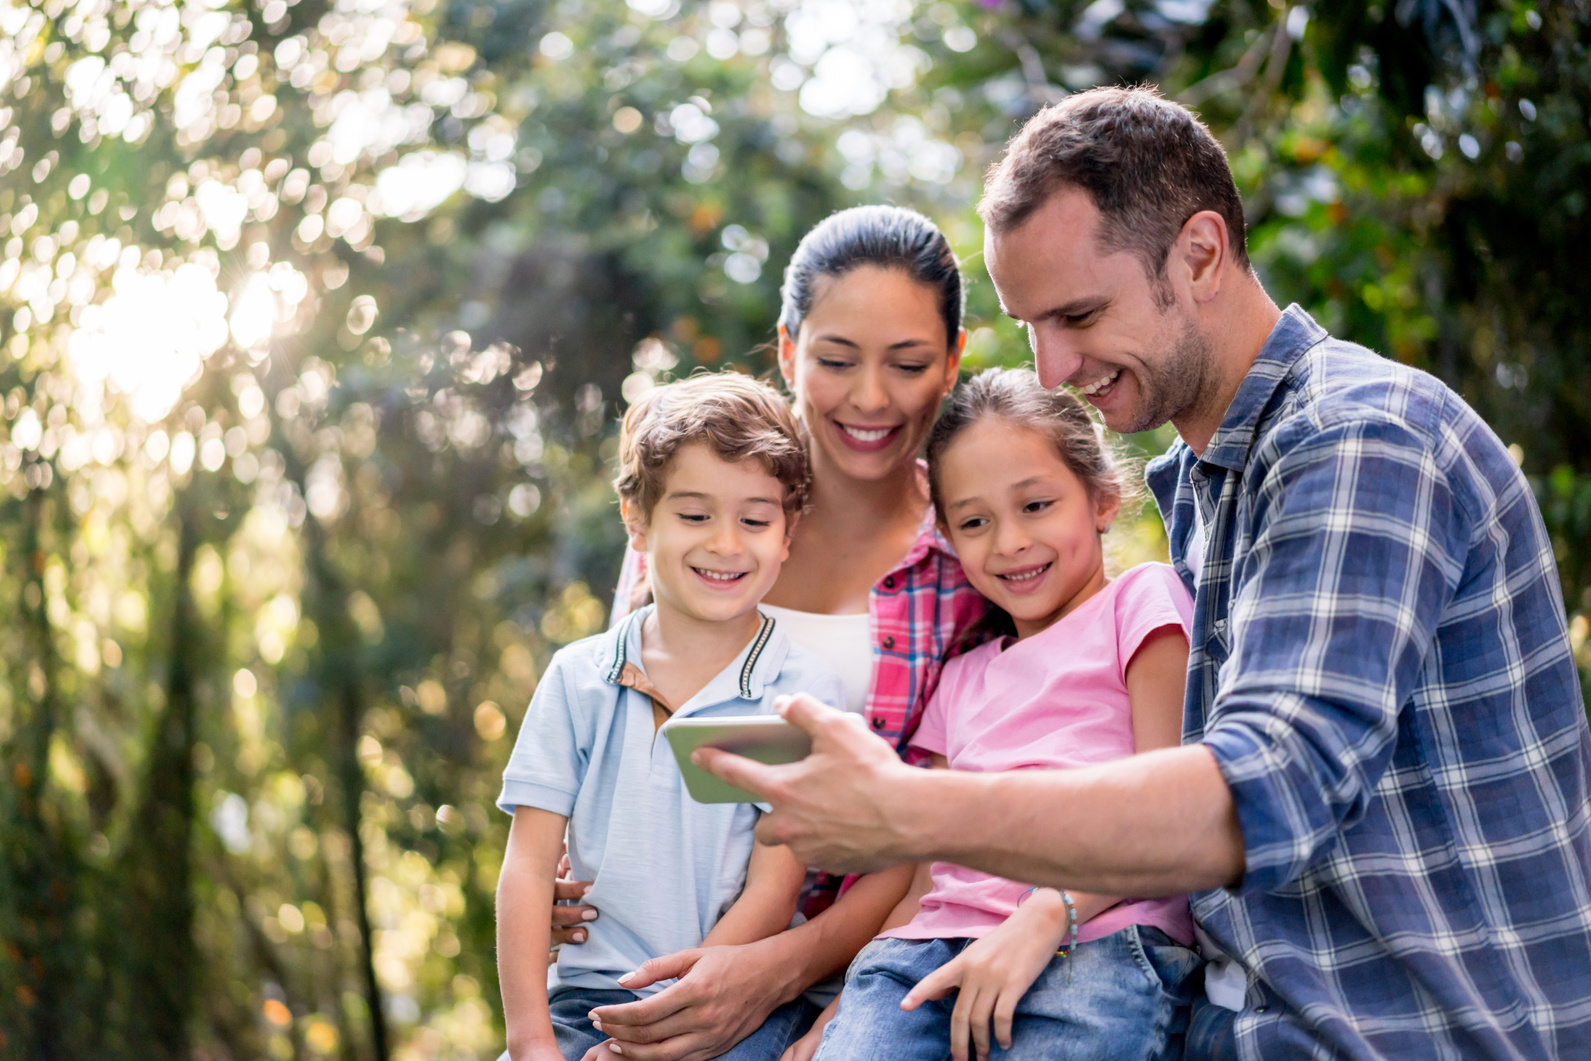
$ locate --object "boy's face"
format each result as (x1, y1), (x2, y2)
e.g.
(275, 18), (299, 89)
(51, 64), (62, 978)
(625, 442), (792, 628)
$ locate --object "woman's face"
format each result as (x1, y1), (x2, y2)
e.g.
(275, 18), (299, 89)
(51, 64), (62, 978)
(779, 265), (964, 484)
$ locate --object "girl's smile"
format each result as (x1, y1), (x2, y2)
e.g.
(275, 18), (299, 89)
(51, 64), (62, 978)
(936, 417), (1118, 640)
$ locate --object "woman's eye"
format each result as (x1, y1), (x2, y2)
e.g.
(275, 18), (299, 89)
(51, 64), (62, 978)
(816, 357), (852, 370)
(894, 363), (929, 375)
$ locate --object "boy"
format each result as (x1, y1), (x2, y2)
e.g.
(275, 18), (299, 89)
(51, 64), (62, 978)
(495, 373), (844, 1061)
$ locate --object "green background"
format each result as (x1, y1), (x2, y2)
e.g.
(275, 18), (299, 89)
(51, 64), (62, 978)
(2, 0), (1588, 1058)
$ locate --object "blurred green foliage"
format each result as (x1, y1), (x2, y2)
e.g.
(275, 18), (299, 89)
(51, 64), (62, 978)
(1, 0), (1587, 1058)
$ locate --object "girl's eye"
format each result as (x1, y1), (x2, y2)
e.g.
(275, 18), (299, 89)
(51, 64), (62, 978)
(1023, 499), (1054, 514)
(957, 516), (989, 532)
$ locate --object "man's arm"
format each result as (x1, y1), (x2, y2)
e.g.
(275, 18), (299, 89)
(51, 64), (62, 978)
(701, 840), (806, 947)
(498, 806), (572, 1061)
(696, 698), (1244, 895)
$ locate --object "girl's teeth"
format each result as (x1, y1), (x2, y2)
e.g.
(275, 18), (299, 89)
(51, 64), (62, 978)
(1002, 566), (1047, 582)
(1081, 370), (1121, 396)
(841, 425), (893, 442)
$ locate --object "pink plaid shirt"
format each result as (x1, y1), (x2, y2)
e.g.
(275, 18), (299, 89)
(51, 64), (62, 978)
(610, 509), (989, 919)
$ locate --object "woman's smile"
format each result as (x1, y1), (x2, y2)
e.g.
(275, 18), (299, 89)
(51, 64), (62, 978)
(834, 421), (904, 452)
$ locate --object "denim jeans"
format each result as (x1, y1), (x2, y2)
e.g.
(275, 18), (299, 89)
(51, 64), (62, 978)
(1183, 992), (1240, 1061)
(813, 925), (1202, 1061)
(503, 986), (820, 1061)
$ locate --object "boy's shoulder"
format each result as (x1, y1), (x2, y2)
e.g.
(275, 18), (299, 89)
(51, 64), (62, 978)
(540, 612), (639, 697)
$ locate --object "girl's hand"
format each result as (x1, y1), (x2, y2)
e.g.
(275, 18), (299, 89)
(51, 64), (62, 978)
(778, 996), (839, 1061)
(899, 892), (1070, 1061)
(551, 850), (598, 959)
(578, 1042), (622, 1061)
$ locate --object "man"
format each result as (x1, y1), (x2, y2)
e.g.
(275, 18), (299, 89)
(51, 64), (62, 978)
(698, 87), (1591, 1059)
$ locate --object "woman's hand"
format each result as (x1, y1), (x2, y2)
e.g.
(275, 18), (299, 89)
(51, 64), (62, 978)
(778, 996), (838, 1061)
(550, 852), (598, 961)
(899, 892), (1071, 1061)
(586, 943), (789, 1061)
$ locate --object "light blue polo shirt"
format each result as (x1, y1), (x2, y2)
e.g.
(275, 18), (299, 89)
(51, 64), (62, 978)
(497, 605), (844, 995)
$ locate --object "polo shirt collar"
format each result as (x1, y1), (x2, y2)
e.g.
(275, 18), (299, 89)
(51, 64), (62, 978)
(1198, 304), (1326, 473)
(599, 604), (789, 713)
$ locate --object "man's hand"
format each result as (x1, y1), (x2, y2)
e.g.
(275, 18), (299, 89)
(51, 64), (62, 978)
(692, 694), (918, 874)
(584, 946), (781, 1061)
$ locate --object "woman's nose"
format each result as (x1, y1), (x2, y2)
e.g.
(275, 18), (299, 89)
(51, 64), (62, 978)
(849, 365), (889, 414)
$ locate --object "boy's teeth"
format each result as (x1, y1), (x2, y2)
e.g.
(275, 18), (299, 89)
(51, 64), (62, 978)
(841, 425), (892, 442)
(697, 569), (744, 582)
(1081, 370), (1121, 396)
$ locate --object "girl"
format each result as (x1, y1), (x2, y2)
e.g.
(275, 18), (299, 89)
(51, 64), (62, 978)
(543, 207), (990, 1060)
(806, 368), (1201, 1061)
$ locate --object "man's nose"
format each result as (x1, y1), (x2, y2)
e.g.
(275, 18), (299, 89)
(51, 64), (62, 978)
(1033, 327), (1085, 390)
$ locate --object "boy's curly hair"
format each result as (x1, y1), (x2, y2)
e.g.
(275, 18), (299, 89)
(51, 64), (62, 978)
(614, 371), (809, 523)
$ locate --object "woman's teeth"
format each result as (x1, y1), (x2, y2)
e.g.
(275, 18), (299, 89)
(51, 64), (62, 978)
(999, 564), (1050, 583)
(840, 424), (894, 443)
(695, 568), (746, 582)
(1081, 370), (1121, 396)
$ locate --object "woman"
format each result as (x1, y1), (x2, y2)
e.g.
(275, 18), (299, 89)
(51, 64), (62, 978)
(543, 206), (989, 1061)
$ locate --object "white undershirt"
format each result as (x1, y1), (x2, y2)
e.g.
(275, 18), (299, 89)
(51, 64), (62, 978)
(756, 605), (873, 716)
(1183, 501), (1247, 1012)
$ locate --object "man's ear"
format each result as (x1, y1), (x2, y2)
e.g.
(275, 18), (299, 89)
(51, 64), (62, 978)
(1173, 210), (1230, 305)
(620, 499), (648, 553)
(777, 325), (798, 391)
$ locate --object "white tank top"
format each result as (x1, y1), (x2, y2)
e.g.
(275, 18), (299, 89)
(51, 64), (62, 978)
(756, 604), (873, 716)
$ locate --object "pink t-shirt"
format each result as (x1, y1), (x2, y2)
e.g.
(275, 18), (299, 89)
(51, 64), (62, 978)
(882, 563), (1196, 947)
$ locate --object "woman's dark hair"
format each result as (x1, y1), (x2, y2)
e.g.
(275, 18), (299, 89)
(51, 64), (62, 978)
(927, 367), (1131, 650)
(778, 205), (964, 347)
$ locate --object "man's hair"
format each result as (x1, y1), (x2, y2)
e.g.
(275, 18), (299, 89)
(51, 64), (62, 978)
(979, 86), (1249, 289)
(614, 371), (809, 523)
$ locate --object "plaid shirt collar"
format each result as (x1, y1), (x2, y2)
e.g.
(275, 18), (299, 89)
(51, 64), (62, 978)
(1199, 304), (1326, 473)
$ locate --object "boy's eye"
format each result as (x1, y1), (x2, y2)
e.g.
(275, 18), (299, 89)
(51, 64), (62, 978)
(679, 512), (709, 523)
(741, 517), (771, 529)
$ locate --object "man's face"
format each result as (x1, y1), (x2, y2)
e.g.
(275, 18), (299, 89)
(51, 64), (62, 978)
(985, 188), (1212, 436)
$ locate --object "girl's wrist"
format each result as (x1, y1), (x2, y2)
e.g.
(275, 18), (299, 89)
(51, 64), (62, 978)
(737, 931), (810, 1005)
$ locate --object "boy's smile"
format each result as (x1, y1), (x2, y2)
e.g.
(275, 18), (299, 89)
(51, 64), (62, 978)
(625, 442), (791, 633)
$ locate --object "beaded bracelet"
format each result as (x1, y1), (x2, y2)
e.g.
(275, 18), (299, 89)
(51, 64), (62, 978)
(1016, 887), (1080, 981)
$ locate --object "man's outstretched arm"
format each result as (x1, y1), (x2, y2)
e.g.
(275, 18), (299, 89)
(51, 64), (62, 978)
(695, 696), (1244, 897)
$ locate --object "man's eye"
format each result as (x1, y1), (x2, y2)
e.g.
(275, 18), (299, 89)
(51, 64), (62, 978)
(1064, 309), (1100, 327)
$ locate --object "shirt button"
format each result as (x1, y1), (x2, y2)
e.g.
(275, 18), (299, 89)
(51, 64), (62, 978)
(882, 635), (895, 649)
(882, 576), (895, 589)
(871, 717), (885, 730)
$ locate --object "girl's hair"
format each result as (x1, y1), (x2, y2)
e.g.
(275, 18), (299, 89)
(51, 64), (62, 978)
(926, 367), (1132, 647)
(778, 205), (965, 348)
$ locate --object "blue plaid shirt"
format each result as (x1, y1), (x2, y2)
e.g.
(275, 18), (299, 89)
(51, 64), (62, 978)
(1147, 306), (1591, 1060)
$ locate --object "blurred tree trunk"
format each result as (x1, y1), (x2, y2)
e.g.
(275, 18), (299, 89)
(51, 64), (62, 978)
(116, 497), (202, 1056)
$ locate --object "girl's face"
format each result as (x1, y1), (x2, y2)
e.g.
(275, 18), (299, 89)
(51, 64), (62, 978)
(779, 265), (964, 484)
(936, 417), (1118, 639)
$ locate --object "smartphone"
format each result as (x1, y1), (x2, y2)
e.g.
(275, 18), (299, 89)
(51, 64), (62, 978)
(660, 715), (812, 804)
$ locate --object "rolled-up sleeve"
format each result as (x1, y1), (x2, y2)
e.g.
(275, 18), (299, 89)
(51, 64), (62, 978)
(1201, 416), (1469, 894)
